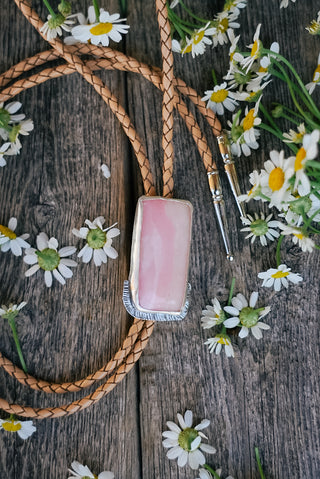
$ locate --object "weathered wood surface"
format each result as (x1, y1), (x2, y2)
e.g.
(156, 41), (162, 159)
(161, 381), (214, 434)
(0, 0), (320, 478)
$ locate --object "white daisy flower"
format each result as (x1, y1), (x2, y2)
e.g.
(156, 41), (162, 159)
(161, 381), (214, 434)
(202, 82), (238, 115)
(162, 410), (216, 470)
(224, 291), (271, 339)
(0, 301), (27, 319)
(182, 23), (216, 58)
(73, 216), (120, 267)
(240, 100), (262, 144)
(306, 53), (320, 94)
(240, 212), (282, 246)
(240, 23), (263, 73)
(224, 0), (247, 15)
(260, 42), (280, 70)
(197, 468), (234, 479)
(0, 418), (36, 439)
(101, 164), (111, 179)
(211, 11), (240, 48)
(260, 150), (295, 210)
(291, 130), (320, 196)
(0, 101), (25, 127)
(258, 264), (303, 291)
(225, 30), (243, 77)
(40, 13), (74, 41)
(204, 334), (234, 358)
(68, 461), (114, 479)
(279, 224), (315, 252)
(71, 7), (129, 46)
(283, 123), (306, 144)
(306, 11), (320, 35)
(24, 233), (77, 287)
(226, 110), (260, 158)
(201, 298), (226, 329)
(0, 142), (11, 167)
(238, 170), (267, 203)
(280, 0), (296, 8)
(0, 217), (30, 256)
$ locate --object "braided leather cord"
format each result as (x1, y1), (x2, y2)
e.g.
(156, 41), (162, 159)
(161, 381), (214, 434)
(0, 0), (220, 418)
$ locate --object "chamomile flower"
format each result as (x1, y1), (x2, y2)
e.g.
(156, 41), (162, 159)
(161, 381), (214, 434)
(279, 224), (315, 252)
(24, 233), (77, 287)
(291, 130), (320, 196)
(204, 334), (234, 357)
(260, 42), (280, 69)
(283, 123), (306, 144)
(227, 111), (260, 157)
(241, 24), (263, 73)
(306, 53), (320, 94)
(280, 0), (296, 8)
(0, 142), (11, 167)
(260, 150), (295, 210)
(238, 170), (266, 203)
(240, 212), (282, 246)
(162, 410), (216, 470)
(68, 461), (114, 479)
(182, 23), (216, 58)
(211, 11), (240, 48)
(225, 30), (243, 77)
(73, 216), (120, 267)
(258, 264), (303, 291)
(0, 217), (30, 256)
(224, 292), (271, 339)
(71, 7), (129, 46)
(306, 11), (320, 35)
(0, 301), (27, 319)
(240, 101), (262, 144)
(202, 82), (238, 115)
(0, 101), (25, 129)
(40, 13), (74, 41)
(201, 298), (226, 329)
(224, 0), (247, 15)
(0, 418), (36, 439)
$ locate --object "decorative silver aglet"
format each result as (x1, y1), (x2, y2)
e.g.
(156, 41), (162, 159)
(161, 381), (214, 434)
(207, 170), (234, 261)
(217, 133), (246, 220)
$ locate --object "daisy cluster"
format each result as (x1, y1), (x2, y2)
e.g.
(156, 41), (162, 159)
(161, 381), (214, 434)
(201, 286), (271, 359)
(0, 101), (34, 167)
(168, 0), (247, 59)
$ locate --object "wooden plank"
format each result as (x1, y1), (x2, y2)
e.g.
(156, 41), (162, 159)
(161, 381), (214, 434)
(0, 1), (141, 478)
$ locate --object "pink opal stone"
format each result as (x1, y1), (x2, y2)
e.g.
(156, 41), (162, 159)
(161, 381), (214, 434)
(137, 197), (192, 313)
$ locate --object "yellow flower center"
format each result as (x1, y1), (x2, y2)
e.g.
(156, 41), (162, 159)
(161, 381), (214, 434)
(90, 22), (113, 36)
(243, 109), (255, 131)
(210, 89), (228, 103)
(259, 65), (267, 73)
(313, 65), (320, 82)
(294, 233), (304, 240)
(193, 30), (205, 44)
(251, 40), (260, 58)
(219, 17), (229, 33)
(0, 225), (17, 239)
(217, 336), (229, 345)
(295, 147), (306, 171)
(2, 420), (22, 432)
(271, 271), (289, 279)
(268, 167), (285, 191)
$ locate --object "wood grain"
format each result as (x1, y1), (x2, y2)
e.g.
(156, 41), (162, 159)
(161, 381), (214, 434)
(1, 0), (320, 478)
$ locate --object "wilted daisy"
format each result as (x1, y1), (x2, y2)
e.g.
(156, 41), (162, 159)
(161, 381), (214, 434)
(204, 334), (234, 358)
(224, 291), (271, 339)
(240, 24), (263, 73)
(0, 217), (30, 256)
(24, 233), (77, 287)
(162, 410), (216, 470)
(306, 53), (320, 94)
(202, 82), (238, 115)
(306, 11), (320, 35)
(211, 11), (240, 48)
(260, 150), (295, 210)
(291, 130), (320, 196)
(73, 216), (120, 267)
(71, 7), (129, 46)
(201, 298), (226, 329)
(238, 170), (267, 203)
(0, 301), (27, 320)
(40, 13), (74, 41)
(240, 212), (282, 246)
(280, 0), (296, 8)
(0, 418), (36, 440)
(258, 264), (303, 291)
(279, 224), (315, 252)
(182, 23), (216, 58)
(283, 123), (306, 144)
(0, 142), (11, 167)
(68, 461), (114, 479)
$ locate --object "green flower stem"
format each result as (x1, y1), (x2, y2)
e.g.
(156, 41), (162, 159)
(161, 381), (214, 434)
(259, 103), (283, 135)
(167, 9), (194, 36)
(92, 0), (100, 22)
(279, 112), (302, 126)
(276, 235), (284, 267)
(167, 6), (202, 29)
(255, 448), (266, 479)
(273, 102), (305, 122)
(8, 318), (27, 374)
(203, 464), (221, 479)
(42, 0), (56, 18)
(259, 123), (298, 153)
(178, 0), (209, 23)
(211, 69), (218, 86)
(119, 0), (127, 16)
(228, 277), (236, 306)
(168, 10), (186, 40)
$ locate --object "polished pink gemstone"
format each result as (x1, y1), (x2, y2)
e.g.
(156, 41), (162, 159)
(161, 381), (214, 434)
(137, 197), (192, 312)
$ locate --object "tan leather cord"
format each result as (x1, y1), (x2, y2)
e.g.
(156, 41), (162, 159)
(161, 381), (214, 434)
(0, 0), (220, 418)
